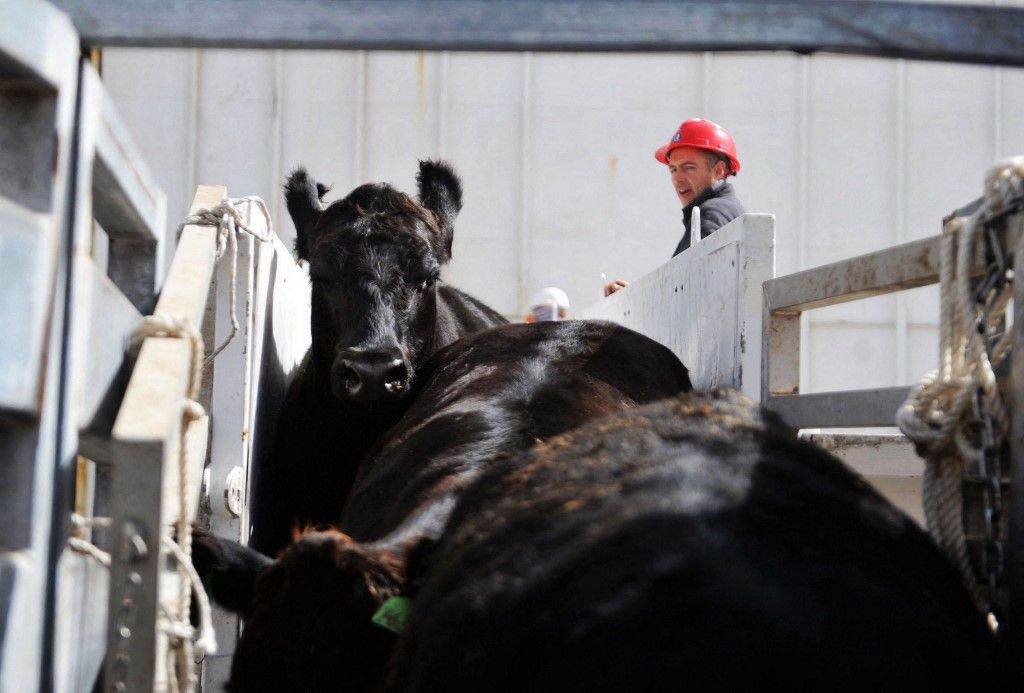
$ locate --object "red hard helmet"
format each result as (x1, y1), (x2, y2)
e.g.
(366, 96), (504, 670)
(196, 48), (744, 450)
(654, 118), (741, 175)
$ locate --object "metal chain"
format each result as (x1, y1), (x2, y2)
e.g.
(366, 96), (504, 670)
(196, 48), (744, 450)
(962, 205), (1016, 626)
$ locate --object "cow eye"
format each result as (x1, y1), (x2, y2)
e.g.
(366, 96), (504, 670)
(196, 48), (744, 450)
(418, 280), (429, 292)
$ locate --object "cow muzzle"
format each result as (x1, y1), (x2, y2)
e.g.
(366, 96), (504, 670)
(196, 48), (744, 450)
(333, 349), (411, 402)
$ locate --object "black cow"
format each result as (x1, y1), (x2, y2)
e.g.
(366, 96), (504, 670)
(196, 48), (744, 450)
(384, 389), (996, 691)
(250, 161), (507, 556)
(193, 320), (693, 691)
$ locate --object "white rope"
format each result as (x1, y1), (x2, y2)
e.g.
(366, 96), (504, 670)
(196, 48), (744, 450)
(160, 534), (218, 658)
(898, 156), (1024, 616)
(176, 196), (274, 364)
(67, 513), (113, 566)
(67, 537), (111, 567)
(129, 314), (216, 692)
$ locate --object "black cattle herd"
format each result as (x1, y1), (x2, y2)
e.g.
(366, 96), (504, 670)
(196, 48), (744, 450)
(192, 161), (998, 690)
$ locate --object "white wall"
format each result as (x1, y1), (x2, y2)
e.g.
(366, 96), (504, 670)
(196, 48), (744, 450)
(102, 14), (1024, 395)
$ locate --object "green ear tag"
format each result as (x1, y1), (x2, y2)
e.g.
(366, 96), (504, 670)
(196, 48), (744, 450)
(372, 596), (413, 634)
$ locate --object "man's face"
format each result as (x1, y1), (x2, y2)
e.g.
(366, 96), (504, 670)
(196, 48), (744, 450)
(667, 147), (724, 207)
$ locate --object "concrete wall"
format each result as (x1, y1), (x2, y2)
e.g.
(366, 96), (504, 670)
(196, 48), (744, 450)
(102, 11), (1024, 395)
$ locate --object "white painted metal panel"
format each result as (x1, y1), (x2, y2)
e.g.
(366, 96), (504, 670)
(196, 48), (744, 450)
(579, 214), (774, 399)
(99, 48), (196, 272)
(0, 4), (81, 688)
(0, 200), (53, 415)
(203, 211), (311, 691)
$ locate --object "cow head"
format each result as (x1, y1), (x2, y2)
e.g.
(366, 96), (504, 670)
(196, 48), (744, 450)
(228, 531), (404, 692)
(285, 161), (461, 402)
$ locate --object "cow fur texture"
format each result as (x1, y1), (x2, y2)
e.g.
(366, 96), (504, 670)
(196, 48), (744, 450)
(194, 320), (693, 691)
(384, 389), (996, 691)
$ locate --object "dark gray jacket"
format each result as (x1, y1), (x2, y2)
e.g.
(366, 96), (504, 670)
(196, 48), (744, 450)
(672, 181), (746, 257)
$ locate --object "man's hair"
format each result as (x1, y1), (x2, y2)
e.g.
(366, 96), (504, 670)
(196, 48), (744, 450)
(705, 151), (732, 176)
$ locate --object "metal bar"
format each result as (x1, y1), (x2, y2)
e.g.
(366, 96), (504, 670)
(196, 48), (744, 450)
(765, 236), (941, 314)
(107, 338), (193, 692)
(801, 433), (922, 477)
(154, 185), (225, 327)
(73, 63), (164, 314)
(76, 260), (141, 451)
(0, 8), (81, 688)
(92, 70), (166, 243)
(0, 0), (79, 87)
(104, 185), (222, 691)
(49, 0), (1024, 67)
(762, 310), (800, 400)
(766, 386), (911, 429)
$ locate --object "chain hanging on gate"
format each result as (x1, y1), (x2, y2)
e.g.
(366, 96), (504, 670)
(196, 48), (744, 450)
(898, 156), (1024, 631)
(177, 195), (275, 364)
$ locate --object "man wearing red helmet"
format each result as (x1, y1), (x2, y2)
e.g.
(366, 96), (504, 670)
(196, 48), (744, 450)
(604, 118), (745, 297)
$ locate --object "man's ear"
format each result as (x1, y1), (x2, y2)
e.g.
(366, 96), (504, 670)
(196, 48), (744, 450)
(416, 159), (462, 261)
(284, 167), (328, 261)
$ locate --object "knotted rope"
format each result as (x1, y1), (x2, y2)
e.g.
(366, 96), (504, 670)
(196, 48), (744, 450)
(130, 314), (217, 691)
(68, 514), (112, 566)
(66, 314), (217, 691)
(177, 196), (275, 363)
(898, 156), (1024, 622)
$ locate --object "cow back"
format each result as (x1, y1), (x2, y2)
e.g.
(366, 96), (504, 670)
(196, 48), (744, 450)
(386, 390), (995, 691)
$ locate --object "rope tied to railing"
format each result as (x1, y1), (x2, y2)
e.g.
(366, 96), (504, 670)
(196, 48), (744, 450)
(67, 514), (112, 566)
(67, 315), (217, 692)
(898, 156), (1024, 629)
(132, 314), (216, 691)
(177, 195), (275, 364)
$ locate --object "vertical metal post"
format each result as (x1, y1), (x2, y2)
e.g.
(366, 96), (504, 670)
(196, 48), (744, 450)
(761, 305), (801, 404)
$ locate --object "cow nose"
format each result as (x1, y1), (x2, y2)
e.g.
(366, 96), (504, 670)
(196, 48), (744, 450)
(333, 350), (410, 401)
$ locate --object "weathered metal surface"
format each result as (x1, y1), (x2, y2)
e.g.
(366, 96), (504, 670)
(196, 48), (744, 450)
(104, 185), (222, 692)
(70, 63), (167, 313)
(73, 261), (140, 457)
(0, 199), (55, 417)
(67, 63), (146, 443)
(762, 310), (800, 399)
(580, 214), (774, 400)
(802, 432), (923, 477)
(765, 236), (941, 314)
(0, 0), (79, 86)
(766, 386), (912, 429)
(50, 0), (1024, 67)
(0, 0), (80, 418)
(92, 68), (166, 244)
(155, 185), (224, 327)
(53, 551), (109, 693)
(202, 214), (312, 691)
(107, 337), (194, 692)
(0, 88), (58, 215)
(0, 4), (81, 688)
(803, 432), (925, 526)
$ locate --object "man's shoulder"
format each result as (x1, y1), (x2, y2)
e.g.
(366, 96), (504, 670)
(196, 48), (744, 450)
(703, 185), (746, 217)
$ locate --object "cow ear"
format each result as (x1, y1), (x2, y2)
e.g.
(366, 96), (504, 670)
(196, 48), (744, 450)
(416, 159), (462, 260)
(284, 167), (327, 261)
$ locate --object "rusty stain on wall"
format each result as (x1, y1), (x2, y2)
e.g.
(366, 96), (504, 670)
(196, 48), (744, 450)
(416, 51), (425, 114)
